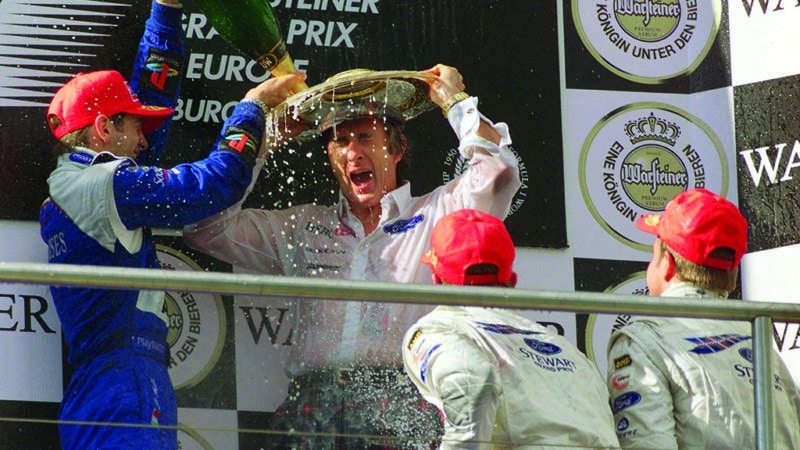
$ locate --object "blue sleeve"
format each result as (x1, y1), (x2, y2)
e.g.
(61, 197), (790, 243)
(112, 101), (264, 229)
(131, 1), (186, 166)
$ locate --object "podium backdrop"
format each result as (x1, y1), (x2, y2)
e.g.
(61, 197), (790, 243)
(2, 1), (799, 448)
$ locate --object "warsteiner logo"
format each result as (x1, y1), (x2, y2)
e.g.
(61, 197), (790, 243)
(579, 102), (728, 251)
(441, 145), (528, 216)
(158, 245), (226, 390)
(572, 0), (721, 84)
(615, 1), (681, 40)
(619, 113), (686, 211)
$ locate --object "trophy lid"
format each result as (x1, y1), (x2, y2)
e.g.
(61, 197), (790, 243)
(266, 69), (437, 144)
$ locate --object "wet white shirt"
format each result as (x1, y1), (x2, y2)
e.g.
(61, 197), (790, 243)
(184, 97), (521, 375)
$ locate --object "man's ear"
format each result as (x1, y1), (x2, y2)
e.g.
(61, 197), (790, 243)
(91, 114), (113, 145)
(392, 142), (406, 164)
(664, 251), (676, 282)
(505, 272), (518, 288)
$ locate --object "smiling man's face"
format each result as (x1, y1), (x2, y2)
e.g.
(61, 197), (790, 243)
(106, 114), (148, 160)
(325, 117), (404, 215)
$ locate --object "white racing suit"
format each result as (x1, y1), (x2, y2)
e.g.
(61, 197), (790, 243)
(184, 97), (521, 448)
(403, 306), (621, 449)
(606, 282), (800, 449)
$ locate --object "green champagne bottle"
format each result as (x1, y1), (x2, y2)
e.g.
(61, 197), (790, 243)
(193, 0), (309, 91)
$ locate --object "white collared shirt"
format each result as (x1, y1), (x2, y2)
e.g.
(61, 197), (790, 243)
(184, 98), (521, 374)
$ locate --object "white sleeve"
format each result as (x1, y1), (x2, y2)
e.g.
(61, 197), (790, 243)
(438, 97), (521, 220)
(607, 331), (679, 449)
(446, 96), (511, 148)
(183, 202), (296, 275)
(183, 159), (291, 273)
(403, 320), (500, 449)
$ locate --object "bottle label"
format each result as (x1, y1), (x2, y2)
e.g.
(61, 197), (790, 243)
(257, 39), (287, 70)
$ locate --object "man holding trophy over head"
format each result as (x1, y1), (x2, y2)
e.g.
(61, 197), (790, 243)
(186, 2), (521, 448)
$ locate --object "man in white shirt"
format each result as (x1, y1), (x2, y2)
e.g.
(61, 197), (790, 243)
(184, 64), (521, 448)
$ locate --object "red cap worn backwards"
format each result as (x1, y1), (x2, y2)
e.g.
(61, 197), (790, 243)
(636, 188), (748, 270)
(421, 209), (516, 285)
(47, 70), (174, 140)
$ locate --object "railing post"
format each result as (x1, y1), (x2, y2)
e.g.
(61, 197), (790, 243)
(753, 316), (775, 450)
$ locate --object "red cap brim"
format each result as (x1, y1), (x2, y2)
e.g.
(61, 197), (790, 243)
(126, 105), (174, 134)
(636, 213), (661, 235)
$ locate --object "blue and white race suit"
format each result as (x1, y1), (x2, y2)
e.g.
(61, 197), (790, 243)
(38, 2), (262, 448)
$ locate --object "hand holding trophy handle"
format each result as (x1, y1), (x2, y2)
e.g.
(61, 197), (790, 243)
(193, 0), (309, 93)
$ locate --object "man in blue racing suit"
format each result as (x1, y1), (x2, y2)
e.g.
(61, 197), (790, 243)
(38, 1), (307, 447)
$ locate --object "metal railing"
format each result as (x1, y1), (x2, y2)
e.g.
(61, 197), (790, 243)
(2, 261), (798, 449)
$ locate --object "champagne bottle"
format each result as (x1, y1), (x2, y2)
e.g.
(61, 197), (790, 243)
(193, 0), (309, 92)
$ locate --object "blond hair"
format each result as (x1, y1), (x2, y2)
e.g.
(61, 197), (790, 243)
(52, 112), (127, 156)
(661, 241), (738, 296)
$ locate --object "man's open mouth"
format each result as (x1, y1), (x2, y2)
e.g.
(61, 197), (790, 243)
(350, 170), (374, 188)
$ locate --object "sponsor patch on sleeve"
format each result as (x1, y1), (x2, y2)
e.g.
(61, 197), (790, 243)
(611, 373), (630, 390)
(419, 343), (441, 383)
(220, 126), (258, 166)
(614, 354), (633, 370)
(407, 329), (423, 351)
(140, 47), (182, 96)
(612, 391), (641, 414)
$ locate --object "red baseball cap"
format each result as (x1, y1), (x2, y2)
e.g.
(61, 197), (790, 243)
(636, 188), (748, 270)
(47, 70), (174, 140)
(421, 209), (515, 285)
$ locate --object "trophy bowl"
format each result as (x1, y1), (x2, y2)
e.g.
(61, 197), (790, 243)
(266, 69), (438, 144)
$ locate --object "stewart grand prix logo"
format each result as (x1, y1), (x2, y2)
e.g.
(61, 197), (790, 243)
(579, 102), (728, 251)
(572, 0), (721, 84)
